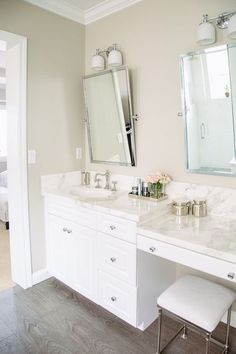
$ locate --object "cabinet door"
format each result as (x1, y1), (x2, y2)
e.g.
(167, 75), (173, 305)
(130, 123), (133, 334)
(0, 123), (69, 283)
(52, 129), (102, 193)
(72, 224), (97, 302)
(46, 213), (97, 301)
(47, 215), (73, 285)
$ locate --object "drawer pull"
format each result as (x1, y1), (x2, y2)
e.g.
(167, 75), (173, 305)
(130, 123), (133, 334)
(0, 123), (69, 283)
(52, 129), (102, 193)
(110, 257), (116, 263)
(227, 272), (235, 280)
(111, 296), (117, 302)
(110, 225), (116, 231)
(62, 227), (72, 234)
(149, 246), (156, 253)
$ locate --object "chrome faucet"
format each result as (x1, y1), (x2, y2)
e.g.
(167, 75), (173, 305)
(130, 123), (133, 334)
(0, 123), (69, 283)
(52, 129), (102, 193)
(94, 170), (111, 189)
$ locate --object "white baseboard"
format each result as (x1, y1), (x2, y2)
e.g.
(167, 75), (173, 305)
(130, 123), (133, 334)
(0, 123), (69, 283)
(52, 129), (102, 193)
(32, 268), (51, 285)
(222, 310), (236, 328)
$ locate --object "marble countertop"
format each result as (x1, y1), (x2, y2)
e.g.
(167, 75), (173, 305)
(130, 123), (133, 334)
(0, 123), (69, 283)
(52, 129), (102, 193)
(138, 208), (236, 263)
(43, 185), (236, 264)
(43, 187), (169, 222)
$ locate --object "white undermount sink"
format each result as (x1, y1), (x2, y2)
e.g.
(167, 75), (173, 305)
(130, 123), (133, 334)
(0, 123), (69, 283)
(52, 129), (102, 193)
(69, 186), (117, 201)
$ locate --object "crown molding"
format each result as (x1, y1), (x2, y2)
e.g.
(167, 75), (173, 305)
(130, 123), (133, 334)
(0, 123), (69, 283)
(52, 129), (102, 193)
(84, 0), (142, 24)
(23, 0), (142, 25)
(23, 0), (85, 24)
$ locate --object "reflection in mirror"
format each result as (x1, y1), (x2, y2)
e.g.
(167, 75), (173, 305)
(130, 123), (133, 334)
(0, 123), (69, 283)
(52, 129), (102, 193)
(181, 45), (236, 176)
(83, 66), (136, 166)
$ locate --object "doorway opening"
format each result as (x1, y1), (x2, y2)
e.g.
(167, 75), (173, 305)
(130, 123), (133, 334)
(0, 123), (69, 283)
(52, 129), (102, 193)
(0, 30), (32, 291)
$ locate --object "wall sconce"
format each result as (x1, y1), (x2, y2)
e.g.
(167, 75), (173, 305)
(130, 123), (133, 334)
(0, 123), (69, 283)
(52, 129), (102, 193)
(197, 12), (236, 45)
(91, 44), (123, 71)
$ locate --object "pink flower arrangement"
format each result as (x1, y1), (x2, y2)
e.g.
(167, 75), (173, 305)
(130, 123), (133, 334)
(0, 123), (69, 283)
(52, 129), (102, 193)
(146, 172), (171, 185)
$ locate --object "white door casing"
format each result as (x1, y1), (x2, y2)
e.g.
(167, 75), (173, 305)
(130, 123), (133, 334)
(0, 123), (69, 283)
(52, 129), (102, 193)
(1, 29), (32, 289)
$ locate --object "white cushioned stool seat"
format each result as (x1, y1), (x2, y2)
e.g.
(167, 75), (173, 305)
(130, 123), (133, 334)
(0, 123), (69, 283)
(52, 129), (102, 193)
(157, 275), (236, 333)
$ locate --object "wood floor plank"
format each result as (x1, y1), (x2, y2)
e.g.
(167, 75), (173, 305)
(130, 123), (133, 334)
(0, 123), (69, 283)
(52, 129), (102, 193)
(0, 334), (31, 354)
(0, 278), (236, 354)
(0, 319), (13, 342)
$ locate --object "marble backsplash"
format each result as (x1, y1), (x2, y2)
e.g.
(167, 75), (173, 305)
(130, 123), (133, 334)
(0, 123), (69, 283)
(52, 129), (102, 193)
(41, 171), (81, 193)
(166, 181), (236, 219)
(41, 170), (236, 218)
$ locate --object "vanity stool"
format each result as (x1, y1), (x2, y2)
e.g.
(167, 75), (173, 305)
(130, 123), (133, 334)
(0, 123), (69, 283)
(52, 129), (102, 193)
(156, 275), (236, 354)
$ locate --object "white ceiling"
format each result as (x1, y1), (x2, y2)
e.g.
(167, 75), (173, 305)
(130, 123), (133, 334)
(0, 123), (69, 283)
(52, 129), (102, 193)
(66, 0), (106, 11)
(23, 0), (142, 24)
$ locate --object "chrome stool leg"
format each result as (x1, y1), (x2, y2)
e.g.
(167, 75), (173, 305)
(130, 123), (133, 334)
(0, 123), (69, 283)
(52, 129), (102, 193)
(155, 306), (233, 354)
(225, 306), (232, 354)
(156, 307), (162, 354)
(181, 325), (187, 340)
(205, 332), (211, 354)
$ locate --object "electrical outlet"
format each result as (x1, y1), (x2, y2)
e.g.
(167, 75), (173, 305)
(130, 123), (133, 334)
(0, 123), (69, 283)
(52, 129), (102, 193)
(76, 147), (82, 159)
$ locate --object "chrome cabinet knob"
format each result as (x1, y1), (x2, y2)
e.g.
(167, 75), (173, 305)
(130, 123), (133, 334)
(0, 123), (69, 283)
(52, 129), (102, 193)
(110, 257), (116, 263)
(111, 296), (117, 302)
(110, 225), (116, 230)
(149, 246), (156, 253)
(62, 227), (72, 234)
(227, 272), (235, 280)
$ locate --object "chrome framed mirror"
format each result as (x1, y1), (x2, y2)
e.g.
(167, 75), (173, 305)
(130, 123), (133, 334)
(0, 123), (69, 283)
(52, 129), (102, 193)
(180, 44), (236, 176)
(83, 66), (136, 166)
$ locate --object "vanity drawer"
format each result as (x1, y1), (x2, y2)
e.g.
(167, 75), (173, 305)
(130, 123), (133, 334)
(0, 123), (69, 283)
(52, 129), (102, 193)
(137, 234), (236, 283)
(97, 213), (136, 244)
(98, 271), (137, 326)
(97, 232), (136, 285)
(46, 202), (97, 230)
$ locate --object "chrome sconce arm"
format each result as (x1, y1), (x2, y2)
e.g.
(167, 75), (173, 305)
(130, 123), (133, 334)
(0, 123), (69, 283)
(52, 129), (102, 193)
(201, 12), (236, 29)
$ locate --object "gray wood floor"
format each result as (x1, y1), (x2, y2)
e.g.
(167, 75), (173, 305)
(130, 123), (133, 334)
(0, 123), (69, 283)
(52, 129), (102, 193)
(0, 278), (235, 354)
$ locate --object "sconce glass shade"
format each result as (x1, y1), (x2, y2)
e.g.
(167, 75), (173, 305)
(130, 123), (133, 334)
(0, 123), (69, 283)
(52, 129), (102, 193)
(228, 14), (236, 39)
(91, 52), (104, 71)
(108, 49), (122, 67)
(197, 21), (216, 45)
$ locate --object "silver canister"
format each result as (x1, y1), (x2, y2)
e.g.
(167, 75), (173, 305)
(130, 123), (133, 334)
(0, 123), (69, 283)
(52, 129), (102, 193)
(172, 200), (191, 216)
(192, 199), (207, 217)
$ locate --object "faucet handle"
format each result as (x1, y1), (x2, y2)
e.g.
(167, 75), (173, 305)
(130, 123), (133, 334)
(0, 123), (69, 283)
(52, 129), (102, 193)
(111, 181), (117, 191)
(95, 178), (102, 189)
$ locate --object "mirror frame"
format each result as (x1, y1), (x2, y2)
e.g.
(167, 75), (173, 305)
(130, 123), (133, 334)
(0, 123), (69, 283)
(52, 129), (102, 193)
(83, 65), (137, 166)
(180, 44), (236, 177)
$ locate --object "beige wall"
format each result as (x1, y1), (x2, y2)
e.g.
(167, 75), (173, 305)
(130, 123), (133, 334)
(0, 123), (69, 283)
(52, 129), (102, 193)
(0, 0), (85, 272)
(85, 0), (236, 189)
(86, 0), (236, 304)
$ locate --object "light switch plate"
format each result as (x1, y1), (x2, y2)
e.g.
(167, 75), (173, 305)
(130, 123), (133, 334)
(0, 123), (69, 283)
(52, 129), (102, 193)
(76, 147), (82, 159)
(28, 150), (36, 164)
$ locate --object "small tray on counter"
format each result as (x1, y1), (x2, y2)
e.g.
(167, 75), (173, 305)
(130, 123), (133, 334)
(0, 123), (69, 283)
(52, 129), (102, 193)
(128, 193), (168, 203)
